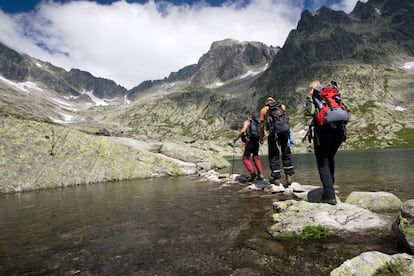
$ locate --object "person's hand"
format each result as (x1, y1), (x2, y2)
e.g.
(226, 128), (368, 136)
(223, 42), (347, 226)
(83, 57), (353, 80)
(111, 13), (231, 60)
(259, 137), (264, 145)
(233, 138), (237, 144)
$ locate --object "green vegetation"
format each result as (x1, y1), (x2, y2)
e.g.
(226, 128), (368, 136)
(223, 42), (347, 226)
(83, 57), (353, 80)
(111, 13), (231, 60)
(205, 115), (215, 125)
(351, 49), (378, 63)
(394, 129), (414, 148)
(399, 216), (414, 244)
(266, 225), (330, 241)
(373, 259), (413, 276)
(297, 225), (329, 241)
(222, 130), (237, 139)
(181, 125), (194, 137)
(383, 78), (389, 92)
(265, 209), (275, 220)
(358, 101), (376, 113)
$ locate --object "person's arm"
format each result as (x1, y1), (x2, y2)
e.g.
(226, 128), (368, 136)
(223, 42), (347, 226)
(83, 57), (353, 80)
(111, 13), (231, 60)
(305, 96), (316, 116)
(234, 120), (249, 143)
(259, 107), (266, 144)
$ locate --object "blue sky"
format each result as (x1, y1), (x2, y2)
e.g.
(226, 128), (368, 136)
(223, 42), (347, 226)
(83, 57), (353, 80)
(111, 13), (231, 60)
(0, 0), (363, 88)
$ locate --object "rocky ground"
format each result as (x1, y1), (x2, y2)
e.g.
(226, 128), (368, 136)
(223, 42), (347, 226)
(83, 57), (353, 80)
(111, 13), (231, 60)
(200, 170), (414, 275)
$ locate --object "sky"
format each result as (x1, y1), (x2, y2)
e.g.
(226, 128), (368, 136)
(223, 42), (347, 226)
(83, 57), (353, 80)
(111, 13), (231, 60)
(0, 0), (364, 89)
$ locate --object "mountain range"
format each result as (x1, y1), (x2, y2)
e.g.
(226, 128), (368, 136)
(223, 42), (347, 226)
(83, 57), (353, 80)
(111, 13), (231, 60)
(0, 0), (413, 193)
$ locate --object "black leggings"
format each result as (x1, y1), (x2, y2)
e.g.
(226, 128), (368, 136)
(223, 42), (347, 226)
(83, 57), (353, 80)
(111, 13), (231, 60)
(313, 125), (345, 200)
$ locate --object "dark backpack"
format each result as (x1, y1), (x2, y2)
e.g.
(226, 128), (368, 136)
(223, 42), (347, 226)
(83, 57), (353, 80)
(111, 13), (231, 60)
(313, 85), (349, 126)
(246, 116), (260, 140)
(267, 102), (290, 135)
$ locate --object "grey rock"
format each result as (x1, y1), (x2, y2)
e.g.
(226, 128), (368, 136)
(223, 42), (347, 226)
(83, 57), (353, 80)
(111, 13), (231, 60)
(330, 251), (414, 276)
(345, 191), (402, 212)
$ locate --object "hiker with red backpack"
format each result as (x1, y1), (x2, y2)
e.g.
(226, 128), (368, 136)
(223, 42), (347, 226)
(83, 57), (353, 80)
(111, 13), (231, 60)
(259, 97), (294, 187)
(305, 80), (349, 205)
(233, 112), (264, 182)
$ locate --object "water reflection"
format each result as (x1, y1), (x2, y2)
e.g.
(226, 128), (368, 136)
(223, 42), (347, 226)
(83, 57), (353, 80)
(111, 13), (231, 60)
(226, 148), (414, 201)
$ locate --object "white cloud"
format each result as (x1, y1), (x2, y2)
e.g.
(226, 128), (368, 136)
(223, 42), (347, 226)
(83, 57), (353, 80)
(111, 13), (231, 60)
(329, 0), (368, 13)
(0, 0), (361, 89)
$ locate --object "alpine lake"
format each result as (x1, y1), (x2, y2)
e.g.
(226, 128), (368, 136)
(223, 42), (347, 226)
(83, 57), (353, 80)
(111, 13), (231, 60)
(0, 148), (413, 275)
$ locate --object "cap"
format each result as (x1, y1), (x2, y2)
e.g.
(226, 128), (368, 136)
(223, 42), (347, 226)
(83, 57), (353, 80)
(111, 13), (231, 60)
(266, 97), (275, 104)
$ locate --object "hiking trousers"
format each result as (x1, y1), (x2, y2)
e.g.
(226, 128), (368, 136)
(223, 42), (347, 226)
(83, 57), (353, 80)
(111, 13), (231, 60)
(267, 131), (294, 179)
(243, 139), (263, 175)
(313, 125), (345, 200)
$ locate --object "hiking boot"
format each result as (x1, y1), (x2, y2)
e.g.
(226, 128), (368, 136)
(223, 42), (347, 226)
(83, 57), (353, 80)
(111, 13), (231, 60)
(269, 177), (281, 185)
(284, 175), (292, 188)
(321, 198), (337, 205)
(270, 183), (285, 193)
(257, 174), (264, 181)
(247, 173), (257, 182)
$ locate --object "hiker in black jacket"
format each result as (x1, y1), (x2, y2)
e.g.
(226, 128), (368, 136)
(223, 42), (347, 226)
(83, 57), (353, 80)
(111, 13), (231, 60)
(305, 80), (347, 205)
(259, 97), (294, 187)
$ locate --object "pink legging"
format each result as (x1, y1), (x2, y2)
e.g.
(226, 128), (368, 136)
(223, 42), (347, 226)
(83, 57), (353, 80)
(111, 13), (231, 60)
(243, 155), (263, 175)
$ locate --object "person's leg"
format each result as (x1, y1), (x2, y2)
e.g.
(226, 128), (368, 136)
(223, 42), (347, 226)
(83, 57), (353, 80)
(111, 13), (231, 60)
(251, 141), (263, 178)
(242, 141), (254, 174)
(268, 134), (281, 181)
(314, 130), (336, 201)
(279, 132), (294, 177)
(328, 125), (345, 184)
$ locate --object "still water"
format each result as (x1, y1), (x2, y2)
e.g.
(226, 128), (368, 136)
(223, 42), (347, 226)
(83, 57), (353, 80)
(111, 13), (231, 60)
(0, 149), (413, 275)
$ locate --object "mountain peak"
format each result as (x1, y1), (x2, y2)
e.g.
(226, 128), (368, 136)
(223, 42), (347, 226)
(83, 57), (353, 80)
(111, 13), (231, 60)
(191, 39), (276, 86)
(296, 6), (351, 34)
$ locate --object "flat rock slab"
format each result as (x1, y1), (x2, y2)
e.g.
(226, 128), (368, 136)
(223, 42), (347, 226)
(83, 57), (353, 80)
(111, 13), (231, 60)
(269, 200), (392, 237)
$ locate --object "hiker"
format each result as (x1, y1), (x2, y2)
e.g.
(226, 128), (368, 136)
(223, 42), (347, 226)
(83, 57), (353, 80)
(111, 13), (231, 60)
(233, 112), (264, 182)
(259, 97), (294, 186)
(305, 80), (348, 205)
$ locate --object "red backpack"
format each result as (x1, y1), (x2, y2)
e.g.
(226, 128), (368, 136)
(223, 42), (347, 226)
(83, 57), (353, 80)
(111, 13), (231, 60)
(313, 85), (349, 126)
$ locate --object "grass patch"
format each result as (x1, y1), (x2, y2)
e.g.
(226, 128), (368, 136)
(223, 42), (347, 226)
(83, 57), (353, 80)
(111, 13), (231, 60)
(358, 100), (376, 113)
(394, 128), (414, 148)
(297, 225), (329, 241)
(374, 259), (414, 276)
(265, 209), (275, 220)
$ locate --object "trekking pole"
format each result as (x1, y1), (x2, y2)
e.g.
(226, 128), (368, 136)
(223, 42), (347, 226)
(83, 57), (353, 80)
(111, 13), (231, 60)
(302, 119), (314, 143)
(230, 142), (236, 182)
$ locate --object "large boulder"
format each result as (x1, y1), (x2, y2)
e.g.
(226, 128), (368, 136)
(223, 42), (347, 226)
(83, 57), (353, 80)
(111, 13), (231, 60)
(269, 200), (390, 237)
(392, 199), (414, 253)
(345, 191), (402, 212)
(330, 251), (414, 276)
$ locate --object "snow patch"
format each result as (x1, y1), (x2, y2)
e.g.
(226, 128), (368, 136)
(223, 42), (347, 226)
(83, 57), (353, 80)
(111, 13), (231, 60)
(240, 70), (260, 79)
(375, 8), (381, 15)
(395, 106), (405, 112)
(50, 113), (74, 124)
(35, 62), (42, 68)
(402, 62), (414, 69)
(65, 95), (78, 100)
(124, 94), (130, 104)
(240, 64), (269, 79)
(0, 76), (43, 93)
(50, 98), (74, 107)
(80, 90), (117, 106)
